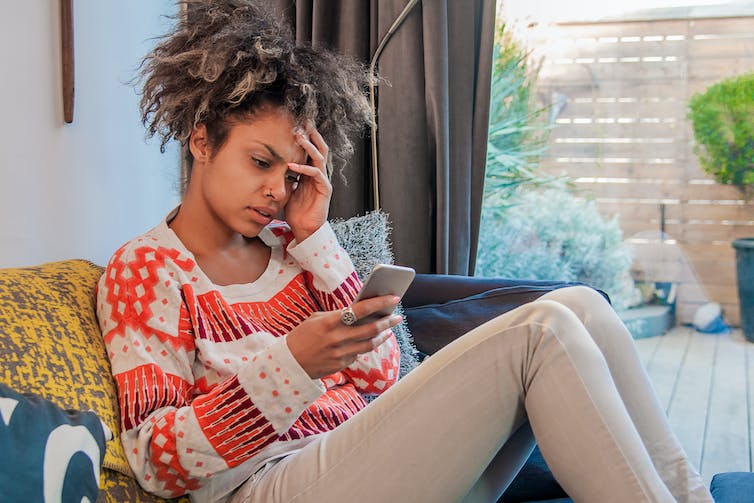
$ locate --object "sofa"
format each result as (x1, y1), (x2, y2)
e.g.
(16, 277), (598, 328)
(0, 212), (751, 501)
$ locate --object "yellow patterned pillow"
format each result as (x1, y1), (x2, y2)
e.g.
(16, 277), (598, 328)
(0, 259), (131, 477)
(100, 469), (188, 503)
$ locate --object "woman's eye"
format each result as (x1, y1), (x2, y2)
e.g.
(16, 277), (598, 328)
(253, 158), (270, 169)
(286, 173), (301, 190)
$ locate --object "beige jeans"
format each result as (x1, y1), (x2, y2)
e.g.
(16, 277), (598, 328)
(233, 286), (713, 503)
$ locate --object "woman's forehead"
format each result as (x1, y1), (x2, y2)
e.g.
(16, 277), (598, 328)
(228, 112), (306, 163)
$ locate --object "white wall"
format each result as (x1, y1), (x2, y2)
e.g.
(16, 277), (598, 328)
(0, 0), (180, 268)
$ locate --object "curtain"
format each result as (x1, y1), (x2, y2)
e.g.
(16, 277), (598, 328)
(272, 0), (495, 275)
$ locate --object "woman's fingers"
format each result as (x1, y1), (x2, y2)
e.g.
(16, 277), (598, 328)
(370, 329), (394, 348)
(286, 162), (324, 179)
(295, 124), (328, 171)
(347, 295), (400, 322)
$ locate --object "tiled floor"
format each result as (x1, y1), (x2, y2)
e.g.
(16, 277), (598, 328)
(635, 326), (753, 485)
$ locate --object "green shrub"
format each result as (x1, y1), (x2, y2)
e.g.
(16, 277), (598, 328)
(483, 24), (554, 208)
(476, 188), (635, 310)
(688, 73), (754, 196)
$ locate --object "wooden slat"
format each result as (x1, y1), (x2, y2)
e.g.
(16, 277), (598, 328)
(643, 329), (689, 411)
(635, 330), (662, 367)
(675, 302), (740, 326)
(547, 142), (684, 159)
(688, 16), (754, 35)
(702, 284), (741, 305)
(540, 60), (686, 83)
(596, 201), (683, 221)
(592, 202), (754, 224)
(666, 328), (716, 470)
(549, 124), (686, 141)
(529, 19), (690, 39)
(672, 225), (754, 244)
(700, 331), (750, 482)
(680, 205), (754, 221)
(531, 41), (688, 62)
(547, 164), (687, 181)
(688, 36), (754, 58)
(540, 81), (690, 98)
(688, 57), (754, 80)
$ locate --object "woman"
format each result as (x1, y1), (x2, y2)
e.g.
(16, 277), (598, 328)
(97, 1), (712, 502)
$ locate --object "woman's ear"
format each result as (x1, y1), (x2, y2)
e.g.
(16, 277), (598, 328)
(188, 124), (210, 163)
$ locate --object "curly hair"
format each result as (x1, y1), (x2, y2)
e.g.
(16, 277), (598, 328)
(138, 0), (374, 181)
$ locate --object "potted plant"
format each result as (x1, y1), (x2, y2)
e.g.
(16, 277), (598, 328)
(688, 72), (754, 341)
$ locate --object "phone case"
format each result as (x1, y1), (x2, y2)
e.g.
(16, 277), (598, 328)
(353, 264), (416, 323)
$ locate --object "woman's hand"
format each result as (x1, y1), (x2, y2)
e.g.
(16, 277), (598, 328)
(286, 295), (402, 379)
(284, 122), (332, 243)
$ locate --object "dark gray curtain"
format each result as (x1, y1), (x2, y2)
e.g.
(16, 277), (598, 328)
(271, 0), (495, 275)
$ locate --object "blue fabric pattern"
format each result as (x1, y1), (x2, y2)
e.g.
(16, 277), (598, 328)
(0, 382), (107, 503)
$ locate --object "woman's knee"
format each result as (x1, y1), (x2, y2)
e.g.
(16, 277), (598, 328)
(541, 285), (612, 319)
(543, 285), (634, 351)
(486, 298), (587, 340)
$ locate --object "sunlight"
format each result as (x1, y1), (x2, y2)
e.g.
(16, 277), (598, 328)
(501, 0), (738, 22)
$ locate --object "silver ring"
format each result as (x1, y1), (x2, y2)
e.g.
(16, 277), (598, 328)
(340, 306), (357, 326)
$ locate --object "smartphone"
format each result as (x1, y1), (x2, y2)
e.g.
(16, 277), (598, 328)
(352, 264), (416, 324)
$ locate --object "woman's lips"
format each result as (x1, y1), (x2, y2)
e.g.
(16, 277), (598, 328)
(248, 206), (275, 225)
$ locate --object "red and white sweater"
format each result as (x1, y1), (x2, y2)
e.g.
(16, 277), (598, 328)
(96, 213), (400, 501)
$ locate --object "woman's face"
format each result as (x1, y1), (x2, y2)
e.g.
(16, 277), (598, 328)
(188, 106), (308, 238)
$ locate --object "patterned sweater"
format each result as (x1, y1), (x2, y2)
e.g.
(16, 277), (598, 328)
(96, 213), (400, 501)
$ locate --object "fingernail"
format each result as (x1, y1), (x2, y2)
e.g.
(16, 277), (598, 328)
(292, 126), (305, 135)
(392, 295), (401, 304)
(390, 314), (403, 324)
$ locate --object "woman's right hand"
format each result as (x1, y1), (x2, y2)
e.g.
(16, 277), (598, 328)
(286, 295), (403, 379)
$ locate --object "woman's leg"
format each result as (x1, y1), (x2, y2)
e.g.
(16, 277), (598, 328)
(233, 300), (678, 503)
(538, 286), (711, 501)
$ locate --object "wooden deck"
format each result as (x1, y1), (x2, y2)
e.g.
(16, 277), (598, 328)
(635, 326), (753, 485)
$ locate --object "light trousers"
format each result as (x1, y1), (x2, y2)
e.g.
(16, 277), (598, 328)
(233, 286), (713, 503)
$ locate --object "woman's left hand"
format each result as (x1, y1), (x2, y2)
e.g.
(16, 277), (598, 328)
(284, 122), (332, 243)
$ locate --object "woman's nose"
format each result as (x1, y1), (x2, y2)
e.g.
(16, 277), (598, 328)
(264, 172), (288, 200)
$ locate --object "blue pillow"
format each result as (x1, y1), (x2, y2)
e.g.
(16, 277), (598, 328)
(0, 382), (109, 503)
(404, 284), (567, 355)
(710, 472), (754, 503)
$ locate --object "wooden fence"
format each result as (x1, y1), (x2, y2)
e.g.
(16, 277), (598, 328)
(522, 13), (754, 325)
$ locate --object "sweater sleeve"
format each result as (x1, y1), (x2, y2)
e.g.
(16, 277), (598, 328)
(286, 223), (401, 395)
(97, 243), (323, 498)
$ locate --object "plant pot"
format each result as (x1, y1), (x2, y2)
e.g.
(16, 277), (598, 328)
(733, 238), (754, 342)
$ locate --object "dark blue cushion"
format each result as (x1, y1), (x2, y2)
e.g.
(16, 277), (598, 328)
(404, 283), (582, 355)
(710, 472), (754, 502)
(498, 446), (569, 502)
(0, 382), (108, 503)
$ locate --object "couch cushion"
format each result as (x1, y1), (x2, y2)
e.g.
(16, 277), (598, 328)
(0, 381), (108, 502)
(0, 260), (131, 477)
(710, 472), (754, 503)
(99, 468), (188, 503)
(404, 284), (571, 355)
